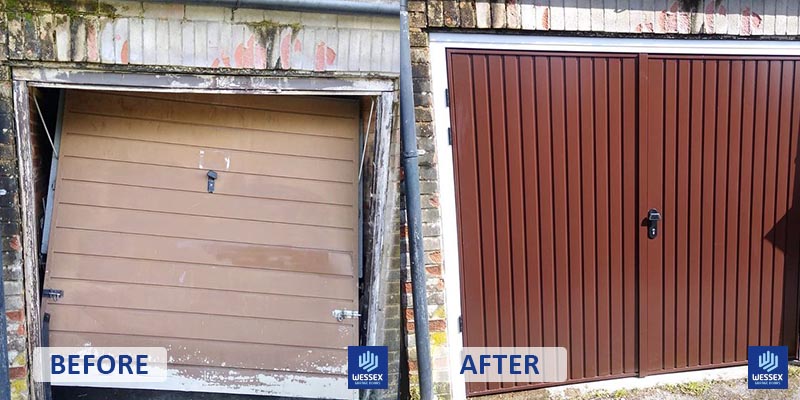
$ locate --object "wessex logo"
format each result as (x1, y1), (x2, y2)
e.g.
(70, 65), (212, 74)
(748, 346), (788, 389)
(759, 350), (779, 373)
(348, 346), (388, 389)
(358, 350), (379, 372)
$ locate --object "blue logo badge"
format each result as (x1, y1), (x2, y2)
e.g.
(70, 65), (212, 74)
(348, 346), (388, 389)
(748, 346), (788, 389)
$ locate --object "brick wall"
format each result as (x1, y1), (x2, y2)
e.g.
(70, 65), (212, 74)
(405, 1), (800, 399)
(0, 66), (28, 400)
(416, 0), (799, 35)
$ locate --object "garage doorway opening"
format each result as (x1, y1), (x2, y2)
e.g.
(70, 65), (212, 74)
(13, 78), (396, 400)
(430, 35), (800, 398)
(26, 87), (60, 295)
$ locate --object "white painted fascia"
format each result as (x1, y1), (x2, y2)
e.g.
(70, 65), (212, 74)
(430, 33), (800, 55)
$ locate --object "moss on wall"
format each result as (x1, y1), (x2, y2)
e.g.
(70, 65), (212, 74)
(1, 0), (118, 20)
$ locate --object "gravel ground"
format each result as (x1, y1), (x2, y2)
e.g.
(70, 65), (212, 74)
(475, 365), (800, 400)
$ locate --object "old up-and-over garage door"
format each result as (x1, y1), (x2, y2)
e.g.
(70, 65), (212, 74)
(41, 90), (360, 398)
(447, 50), (800, 396)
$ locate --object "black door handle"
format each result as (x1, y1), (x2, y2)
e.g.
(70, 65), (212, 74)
(647, 209), (661, 239)
(207, 170), (218, 193)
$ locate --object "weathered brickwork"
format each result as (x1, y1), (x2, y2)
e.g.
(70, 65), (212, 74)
(419, 0), (799, 35)
(0, 63), (28, 400)
(2, 0), (399, 73)
(406, 1), (800, 399)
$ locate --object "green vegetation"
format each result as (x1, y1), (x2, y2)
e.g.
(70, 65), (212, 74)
(661, 380), (713, 396)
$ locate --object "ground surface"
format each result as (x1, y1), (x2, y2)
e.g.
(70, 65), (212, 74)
(476, 366), (800, 400)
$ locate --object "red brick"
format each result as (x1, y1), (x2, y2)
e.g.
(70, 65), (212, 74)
(9, 366), (26, 380)
(425, 265), (441, 276)
(429, 319), (446, 332)
(5, 310), (23, 322)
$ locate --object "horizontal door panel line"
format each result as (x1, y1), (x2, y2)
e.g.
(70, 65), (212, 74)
(44, 302), (353, 327)
(50, 251), (355, 280)
(120, 91), (358, 117)
(67, 109), (355, 140)
(166, 363), (347, 378)
(57, 202), (355, 232)
(63, 130), (357, 162)
(51, 228), (355, 262)
(47, 305), (355, 346)
(51, 234), (353, 276)
(167, 363), (347, 378)
(47, 275), (354, 301)
(94, 92), (360, 121)
(51, 331), (349, 372)
(53, 225), (353, 254)
(60, 178), (355, 208)
(47, 329), (350, 352)
(66, 113), (356, 160)
(60, 155), (356, 185)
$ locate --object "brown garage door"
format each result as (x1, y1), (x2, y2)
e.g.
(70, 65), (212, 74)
(447, 50), (800, 396)
(641, 55), (800, 375)
(41, 90), (360, 398)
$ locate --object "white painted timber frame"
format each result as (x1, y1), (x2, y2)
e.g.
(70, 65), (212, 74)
(12, 66), (396, 400)
(429, 33), (800, 400)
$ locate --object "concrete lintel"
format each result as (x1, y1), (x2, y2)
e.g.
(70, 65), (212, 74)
(13, 67), (396, 93)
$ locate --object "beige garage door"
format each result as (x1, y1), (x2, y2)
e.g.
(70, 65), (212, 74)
(41, 90), (360, 398)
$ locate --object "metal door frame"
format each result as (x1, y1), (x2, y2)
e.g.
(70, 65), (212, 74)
(11, 66), (396, 399)
(430, 33), (800, 399)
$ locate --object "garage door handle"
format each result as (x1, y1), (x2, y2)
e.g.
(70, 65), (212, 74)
(647, 209), (661, 239)
(207, 170), (218, 193)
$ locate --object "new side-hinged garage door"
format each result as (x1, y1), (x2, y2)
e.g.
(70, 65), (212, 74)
(41, 90), (360, 399)
(447, 50), (800, 396)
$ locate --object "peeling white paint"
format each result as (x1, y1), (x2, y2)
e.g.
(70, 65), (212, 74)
(60, 368), (358, 399)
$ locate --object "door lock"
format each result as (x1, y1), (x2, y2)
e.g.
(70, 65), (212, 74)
(207, 170), (217, 193)
(42, 288), (64, 301)
(647, 209), (661, 239)
(332, 309), (361, 321)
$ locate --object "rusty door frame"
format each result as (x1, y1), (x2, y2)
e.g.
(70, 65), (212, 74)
(11, 66), (396, 399)
(430, 33), (800, 398)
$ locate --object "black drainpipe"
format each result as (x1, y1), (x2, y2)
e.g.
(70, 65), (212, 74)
(399, 1), (433, 399)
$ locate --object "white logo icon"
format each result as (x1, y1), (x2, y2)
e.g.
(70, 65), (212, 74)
(358, 351), (379, 373)
(758, 350), (779, 373)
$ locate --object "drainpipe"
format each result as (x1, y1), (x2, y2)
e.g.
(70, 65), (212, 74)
(148, 0), (400, 16)
(399, 1), (433, 399)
